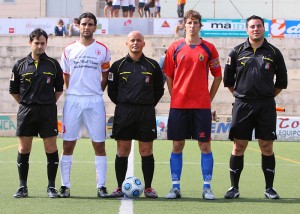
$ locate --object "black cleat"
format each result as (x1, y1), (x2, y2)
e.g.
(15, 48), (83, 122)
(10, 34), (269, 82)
(47, 187), (59, 198)
(59, 186), (70, 198)
(265, 187), (280, 199)
(97, 186), (110, 198)
(224, 187), (240, 199)
(13, 186), (28, 198)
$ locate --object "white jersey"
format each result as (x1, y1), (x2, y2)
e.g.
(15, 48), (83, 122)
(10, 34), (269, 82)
(129, 0), (135, 6)
(61, 40), (111, 96)
(112, 0), (121, 6)
(121, 0), (129, 6)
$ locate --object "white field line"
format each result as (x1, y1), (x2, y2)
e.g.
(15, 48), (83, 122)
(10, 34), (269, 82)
(119, 140), (135, 214)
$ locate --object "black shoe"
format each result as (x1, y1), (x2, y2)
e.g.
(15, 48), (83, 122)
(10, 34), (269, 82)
(97, 186), (110, 198)
(47, 187), (59, 198)
(265, 187), (280, 199)
(224, 187), (240, 199)
(13, 186), (28, 198)
(59, 186), (70, 198)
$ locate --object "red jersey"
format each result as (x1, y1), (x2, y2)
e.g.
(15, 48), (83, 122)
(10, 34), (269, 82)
(164, 38), (222, 109)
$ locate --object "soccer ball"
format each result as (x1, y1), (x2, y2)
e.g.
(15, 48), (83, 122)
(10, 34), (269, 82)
(122, 176), (144, 199)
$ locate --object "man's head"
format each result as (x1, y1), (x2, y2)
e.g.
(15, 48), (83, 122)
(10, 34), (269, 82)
(78, 12), (97, 39)
(74, 18), (79, 24)
(246, 15), (265, 42)
(78, 12), (97, 26)
(29, 28), (48, 57)
(183, 10), (203, 28)
(126, 31), (145, 55)
(183, 10), (203, 37)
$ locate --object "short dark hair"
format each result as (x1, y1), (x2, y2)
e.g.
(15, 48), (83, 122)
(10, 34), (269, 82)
(29, 28), (48, 42)
(183, 10), (203, 28)
(246, 15), (265, 27)
(78, 12), (97, 25)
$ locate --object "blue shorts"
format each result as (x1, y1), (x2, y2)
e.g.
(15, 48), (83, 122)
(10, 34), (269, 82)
(167, 108), (212, 142)
(122, 6), (129, 12)
(138, 2), (145, 8)
(112, 5), (121, 10)
(129, 5), (135, 11)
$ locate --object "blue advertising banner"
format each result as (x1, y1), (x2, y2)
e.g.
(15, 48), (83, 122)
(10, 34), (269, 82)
(270, 19), (300, 38)
(201, 18), (269, 38)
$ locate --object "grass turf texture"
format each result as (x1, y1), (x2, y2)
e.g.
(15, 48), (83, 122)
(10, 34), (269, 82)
(0, 137), (300, 214)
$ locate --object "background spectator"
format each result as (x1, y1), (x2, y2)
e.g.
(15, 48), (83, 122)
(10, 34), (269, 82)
(175, 19), (185, 39)
(103, 0), (113, 18)
(155, 0), (161, 18)
(112, 0), (121, 17)
(177, 0), (186, 18)
(54, 19), (67, 36)
(68, 18), (80, 36)
(138, 0), (146, 17)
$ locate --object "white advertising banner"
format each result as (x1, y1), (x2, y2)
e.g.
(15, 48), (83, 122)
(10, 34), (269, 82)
(153, 18), (179, 35)
(0, 18), (108, 35)
(1, 114), (299, 142)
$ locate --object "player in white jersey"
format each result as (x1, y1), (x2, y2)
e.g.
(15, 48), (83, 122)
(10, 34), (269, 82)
(121, 0), (129, 17)
(128, 0), (136, 17)
(59, 12), (111, 198)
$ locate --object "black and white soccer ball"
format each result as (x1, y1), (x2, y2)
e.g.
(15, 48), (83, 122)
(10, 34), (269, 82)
(122, 176), (144, 199)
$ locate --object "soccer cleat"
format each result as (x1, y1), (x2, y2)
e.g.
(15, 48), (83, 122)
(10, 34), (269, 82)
(97, 186), (110, 198)
(224, 187), (240, 199)
(165, 188), (181, 199)
(265, 187), (280, 199)
(47, 187), (59, 198)
(59, 186), (70, 198)
(13, 186), (28, 198)
(110, 187), (124, 198)
(202, 188), (215, 200)
(144, 188), (158, 198)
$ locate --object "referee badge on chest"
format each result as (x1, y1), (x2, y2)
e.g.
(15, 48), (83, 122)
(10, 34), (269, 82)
(145, 75), (150, 83)
(47, 77), (51, 84)
(265, 63), (270, 70)
(108, 72), (114, 81)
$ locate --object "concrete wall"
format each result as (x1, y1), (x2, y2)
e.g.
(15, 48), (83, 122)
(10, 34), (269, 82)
(1, 35), (299, 117)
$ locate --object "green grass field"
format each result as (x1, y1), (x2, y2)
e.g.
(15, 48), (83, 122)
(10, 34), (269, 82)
(1, 137), (300, 214)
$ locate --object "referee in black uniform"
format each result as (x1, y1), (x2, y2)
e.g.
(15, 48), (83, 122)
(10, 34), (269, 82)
(223, 15), (288, 200)
(108, 31), (164, 198)
(9, 28), (64, 198)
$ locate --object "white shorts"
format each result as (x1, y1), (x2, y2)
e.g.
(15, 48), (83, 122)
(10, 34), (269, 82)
(149, 7), (155, 13)
(62, 95), (106, 142)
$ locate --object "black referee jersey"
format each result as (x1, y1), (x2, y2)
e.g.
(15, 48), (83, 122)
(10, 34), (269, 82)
(223, 39), (288, 101)
(9, 53), (64, 105)
(107, 54), (164, 106)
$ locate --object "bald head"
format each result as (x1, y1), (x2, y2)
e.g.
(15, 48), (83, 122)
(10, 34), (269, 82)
(127, 31), (144, 42)
(126, 31), (145, 60)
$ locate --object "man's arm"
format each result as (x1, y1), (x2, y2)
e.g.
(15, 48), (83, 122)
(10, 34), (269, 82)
(227, 86), (234, 94)
(11, 94), (20, 103)
(274, 88), (282, 97)
(166, 76), (173, 96)
(101, 72), (108, 91)
(55, 91), (63, 102)
(210, 75), (222, 102)
(63, 73), (70, 89)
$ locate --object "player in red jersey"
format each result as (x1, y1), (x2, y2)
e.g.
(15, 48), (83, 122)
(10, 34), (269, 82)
(163, 9), (222, 200)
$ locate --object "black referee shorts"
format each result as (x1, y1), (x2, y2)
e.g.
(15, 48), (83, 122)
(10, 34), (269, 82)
(229, 99), (277, 141)
(112, 104), (157, 142)
(16, 104), (58, 138)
